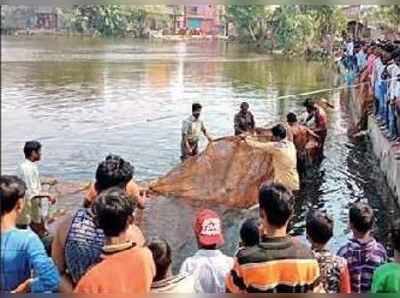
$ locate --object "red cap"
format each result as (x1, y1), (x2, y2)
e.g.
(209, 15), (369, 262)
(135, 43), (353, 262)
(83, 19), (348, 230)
(194, 209), (224, 247)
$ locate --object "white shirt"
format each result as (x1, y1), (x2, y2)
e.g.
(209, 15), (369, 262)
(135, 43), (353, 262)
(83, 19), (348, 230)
(346, 41), (354, 56)
(182, 115), (206, 142)
(18, 159), (41, 200)
(151, 273), (196, 293)
(374, 58), (384, 87)
(389, 64), (400, 100)
(180, 249), (233, 293)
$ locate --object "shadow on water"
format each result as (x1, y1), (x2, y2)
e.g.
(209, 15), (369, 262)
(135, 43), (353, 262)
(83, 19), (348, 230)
(2, 36), (399, 272)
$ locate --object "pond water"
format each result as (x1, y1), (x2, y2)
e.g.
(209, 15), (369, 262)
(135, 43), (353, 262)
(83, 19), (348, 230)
(2, 36), (399, 272)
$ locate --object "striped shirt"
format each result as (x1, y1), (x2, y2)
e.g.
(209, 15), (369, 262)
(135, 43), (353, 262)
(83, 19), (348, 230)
(337, 238), (388, 293)
(226, 236), (322, 293)
(64, 208), (105, 284)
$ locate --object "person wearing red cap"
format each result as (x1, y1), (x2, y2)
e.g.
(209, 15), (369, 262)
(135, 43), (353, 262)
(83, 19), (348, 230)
(179, 209), (233, 293)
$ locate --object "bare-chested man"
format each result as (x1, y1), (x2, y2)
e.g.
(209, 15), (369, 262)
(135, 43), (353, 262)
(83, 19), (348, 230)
(286, 112), (320, 169)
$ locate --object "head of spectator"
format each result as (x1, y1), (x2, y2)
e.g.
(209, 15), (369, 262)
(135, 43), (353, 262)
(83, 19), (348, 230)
(93, 187), (136, 241)
(23, 140), (42, 162)
(258, 183), (294, 237)
(1, 175), (27, 222)
(391, 220), (400, 261)
(395, 55), (400, 67)
(306, 210), (334, 249)
(94, 154), (134, 196)
(239, 217), (260, 248)
(147, 238), (172, 282)
(193, 209), (224, 250)
(349, 203), (375, 239)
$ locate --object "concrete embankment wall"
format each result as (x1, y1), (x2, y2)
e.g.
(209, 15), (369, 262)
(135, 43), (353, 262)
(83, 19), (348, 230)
(368, 117), (400, 201)
(347, 91), (400, 203)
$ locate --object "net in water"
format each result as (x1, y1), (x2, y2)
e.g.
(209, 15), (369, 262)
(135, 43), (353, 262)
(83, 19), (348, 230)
(150, 134), (275, 208)
(149, 128), (320, 208)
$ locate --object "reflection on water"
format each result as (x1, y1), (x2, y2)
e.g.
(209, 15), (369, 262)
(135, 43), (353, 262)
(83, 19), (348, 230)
(2, 36), (399, 271)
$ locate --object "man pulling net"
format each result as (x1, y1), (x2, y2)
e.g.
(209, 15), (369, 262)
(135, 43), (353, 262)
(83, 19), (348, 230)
(151, 124), (299, 208)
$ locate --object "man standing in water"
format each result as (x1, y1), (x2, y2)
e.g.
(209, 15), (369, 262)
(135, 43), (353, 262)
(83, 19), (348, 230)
(234, 102), (255, 135)
(303, 99), (328, 158)
(245, 124), (299, 192)
(181, 103), (212, 161)
(286, 112), (320, 170)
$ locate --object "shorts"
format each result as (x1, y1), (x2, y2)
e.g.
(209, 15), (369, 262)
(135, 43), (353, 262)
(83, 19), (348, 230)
(16, 196), (50, 225)
(181, 139), (199, 160)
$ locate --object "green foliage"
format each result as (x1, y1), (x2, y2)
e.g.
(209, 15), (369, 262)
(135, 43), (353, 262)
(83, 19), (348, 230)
(65, 5), (147, 37)
(270, 6), (314, 50)
(372, 5), (400, 30)
(226, 5), (347, 53)
(226, 5), (269, 42)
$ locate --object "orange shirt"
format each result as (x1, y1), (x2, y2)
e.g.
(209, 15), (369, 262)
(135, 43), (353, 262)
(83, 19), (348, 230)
(74, 246), (155, 294)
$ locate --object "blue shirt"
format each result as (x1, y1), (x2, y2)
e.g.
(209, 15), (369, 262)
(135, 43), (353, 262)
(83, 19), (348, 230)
(0, 228), (60, 292)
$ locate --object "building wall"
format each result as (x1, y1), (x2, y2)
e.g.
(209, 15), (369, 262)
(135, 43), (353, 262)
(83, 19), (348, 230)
(2, 5), (58, 30)
(184, 5), (222, 34)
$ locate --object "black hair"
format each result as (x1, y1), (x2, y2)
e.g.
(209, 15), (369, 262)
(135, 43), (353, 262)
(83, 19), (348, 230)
(240, 102), (249, 109)
(147, 238), (172, 282)
(259, 183), (294, 228)
(93, 187), (135, 237)
(303, 98), (315, 109)
(240, 217), (260, 247)
(392, 219), (400, 252)
(192, 103), (202, 112)
(306, 210), (334, 244)
(0, 175), (26, 215)
(271, 124), (287, 140)
(349, 203), (374, 234)
(287, 112), (298, 123)
(95, 155), (134, 194)
(23, 141), (42, 158)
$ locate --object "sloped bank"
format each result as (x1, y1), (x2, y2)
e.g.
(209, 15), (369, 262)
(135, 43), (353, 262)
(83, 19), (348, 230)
(368, 118), (400, 201)
(347, 91), (400, 203)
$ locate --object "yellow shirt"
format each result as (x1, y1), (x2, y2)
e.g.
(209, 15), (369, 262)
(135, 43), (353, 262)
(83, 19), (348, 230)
(246, 138), (299, 191)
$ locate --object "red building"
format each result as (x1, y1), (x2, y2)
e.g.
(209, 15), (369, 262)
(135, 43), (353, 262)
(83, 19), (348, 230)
(177, 5), (223, 35)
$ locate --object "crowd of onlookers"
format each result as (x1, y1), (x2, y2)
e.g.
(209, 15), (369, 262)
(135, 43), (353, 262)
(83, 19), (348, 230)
(338, 37), (400, 143)
(1, 140), (400, 294)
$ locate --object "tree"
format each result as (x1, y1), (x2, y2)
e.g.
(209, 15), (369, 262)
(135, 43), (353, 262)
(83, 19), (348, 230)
(65, 5), (147, 37)
(225, 5), (271, 42)
(225, 5), (347, 54)
(373, 5), (400, 32)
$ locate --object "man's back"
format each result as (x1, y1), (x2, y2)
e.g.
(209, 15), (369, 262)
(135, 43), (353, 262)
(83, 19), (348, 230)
(75, 245), (155, 294)
(180, 249), (233, 293)
(0, 228), (59, 292)
(226, 236), (321, 293)
(337, 237), (387, 293)
(18, 159), (41, 199)
(288, 124), (311, 151)
(64, 208), (105, 284)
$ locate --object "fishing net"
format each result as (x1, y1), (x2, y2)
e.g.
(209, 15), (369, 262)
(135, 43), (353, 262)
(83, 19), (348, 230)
(149, 130), (276, 208)
(149, 124), (325, 208)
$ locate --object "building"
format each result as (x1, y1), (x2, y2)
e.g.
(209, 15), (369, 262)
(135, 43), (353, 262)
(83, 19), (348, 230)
(2, 5), (60, 31)
(178, 5), (224, 35)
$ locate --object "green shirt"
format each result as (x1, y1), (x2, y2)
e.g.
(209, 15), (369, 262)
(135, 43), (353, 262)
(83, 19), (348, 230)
(371, 262), (400, 293)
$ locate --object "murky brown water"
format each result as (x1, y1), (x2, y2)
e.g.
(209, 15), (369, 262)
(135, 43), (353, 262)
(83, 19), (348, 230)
(2, 35), (399, 272)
